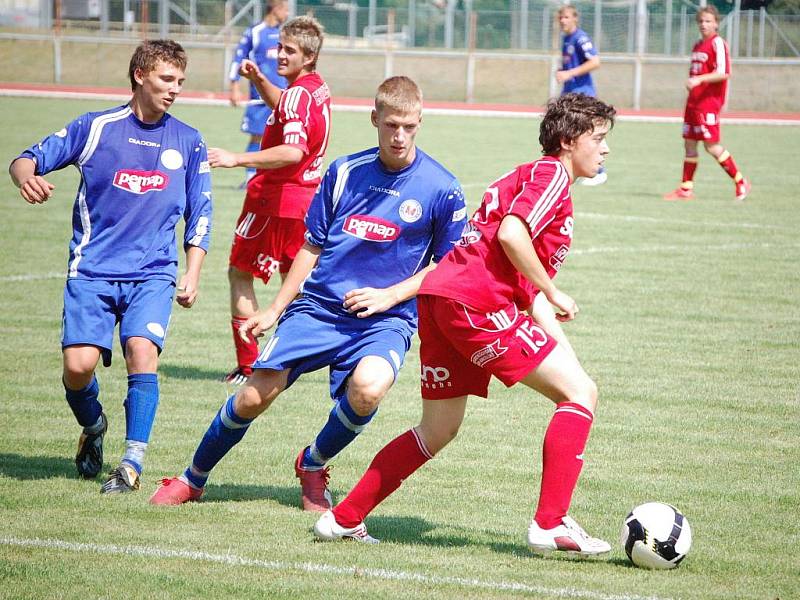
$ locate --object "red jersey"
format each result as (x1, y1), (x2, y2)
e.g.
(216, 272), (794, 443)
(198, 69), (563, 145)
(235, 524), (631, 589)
(420, 157), (572, 312)
(246, 72), (331, 218)
(687, 34), (730, 114)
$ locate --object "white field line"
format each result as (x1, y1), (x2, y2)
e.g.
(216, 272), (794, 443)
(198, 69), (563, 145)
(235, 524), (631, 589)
(0, 536), (670, 600)
(572, 240), (800, 256)
(1, 88), (798, 125)
(0, 271), (64, 282)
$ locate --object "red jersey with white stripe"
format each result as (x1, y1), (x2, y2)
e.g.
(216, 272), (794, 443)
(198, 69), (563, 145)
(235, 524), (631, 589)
(245, 71), (331, 218)
(687, 34), (730, 114)
(420, 156), (572, 312)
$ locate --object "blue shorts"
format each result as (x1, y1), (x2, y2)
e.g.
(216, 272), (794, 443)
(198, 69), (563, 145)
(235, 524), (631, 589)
(241, 102), (272, 136)
(61, 279), (175, 367)
(253, 297), (413, 400)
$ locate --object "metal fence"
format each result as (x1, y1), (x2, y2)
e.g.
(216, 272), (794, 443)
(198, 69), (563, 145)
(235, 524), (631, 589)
(3, 0), (799, 57)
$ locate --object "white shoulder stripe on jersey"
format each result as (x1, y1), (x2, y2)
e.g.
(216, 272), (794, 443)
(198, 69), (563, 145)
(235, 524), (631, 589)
(281, 87), (305, 121)
(77, 106), (131, 166)
(252, 22), (266, 51)
(713, 36), (727, 75)
(332, 153), (378, 210)
(525, 161), (569, 238)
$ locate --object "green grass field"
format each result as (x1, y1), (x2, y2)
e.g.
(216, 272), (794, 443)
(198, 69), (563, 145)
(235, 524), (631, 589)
(0, 96), (798, 600)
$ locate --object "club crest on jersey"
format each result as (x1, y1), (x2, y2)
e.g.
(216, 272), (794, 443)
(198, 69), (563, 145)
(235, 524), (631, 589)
(343, 215), (399, 242)
(113, 170), (169, 194)
(399, 199), (423, 223)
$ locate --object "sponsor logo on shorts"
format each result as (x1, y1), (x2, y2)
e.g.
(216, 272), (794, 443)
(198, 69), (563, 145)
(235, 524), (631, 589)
(343, 215), (400, 242)
(421, 365), (452, 389)
(113, 170), (169, 194)
(549, 244), (570, 271)
(470, 339), (508, 367)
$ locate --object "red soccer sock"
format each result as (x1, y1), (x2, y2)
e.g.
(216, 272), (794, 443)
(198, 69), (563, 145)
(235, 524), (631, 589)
(333, 429), (433, 528)
(231, 316), (258, 374)
(681, 157), (699, 190)
(716, 149), (742, 182)
(534, 402), (594, 529)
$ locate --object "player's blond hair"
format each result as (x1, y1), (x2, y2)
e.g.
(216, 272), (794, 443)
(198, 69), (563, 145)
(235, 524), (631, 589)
(281, 16), (324, 70)
(558, 5), (578, 18)
(374, 76), (423, 115)
(128, 39), (187, 91)
(539, 93), (616, 156)
(696, 5), (720, 23)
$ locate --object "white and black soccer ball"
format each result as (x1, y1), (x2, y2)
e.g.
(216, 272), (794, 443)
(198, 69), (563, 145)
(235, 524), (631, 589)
(621, 502), (692, 570)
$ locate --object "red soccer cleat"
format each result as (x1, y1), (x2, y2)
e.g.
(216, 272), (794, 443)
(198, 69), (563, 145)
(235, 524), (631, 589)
(663, 187), (694, 201)
(735, 178), (751, 201)
(149, 477), (203, 505)
(294, 448), (333, 512)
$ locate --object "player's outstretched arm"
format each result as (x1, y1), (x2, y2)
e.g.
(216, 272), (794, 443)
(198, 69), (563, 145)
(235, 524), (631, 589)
(208, 145), (303, 170)
(9, 157), (54, 204)
(239, 59), (282, 109)
(176, 246), (206, 308)
(497, 214), (578, 322)
(344, 263), (437, 318)
(240, 242), (322, 340)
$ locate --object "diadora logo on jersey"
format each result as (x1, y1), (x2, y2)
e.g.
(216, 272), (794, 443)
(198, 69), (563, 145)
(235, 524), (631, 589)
(399, 199), (423, 223)
(471, 339), (508, 368)
(550, 244), (570, 271)
(368, 185), (400, 197)
(343, 215), (400, 242)
(113, 170), (169, 194)
(421, 365), (452, 389)
(128, 137), (161, 148)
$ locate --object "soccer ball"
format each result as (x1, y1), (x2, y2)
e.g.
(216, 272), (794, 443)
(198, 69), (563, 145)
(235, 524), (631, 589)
(621, 502), (692, 569)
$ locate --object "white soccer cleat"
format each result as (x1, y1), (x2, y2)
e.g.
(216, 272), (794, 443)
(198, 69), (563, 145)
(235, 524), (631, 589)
(527, 516), (611, 557)
(313, 510), (379, 544)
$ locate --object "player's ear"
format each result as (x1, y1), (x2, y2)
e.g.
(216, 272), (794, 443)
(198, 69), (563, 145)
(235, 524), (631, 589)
(301, 51), (316, 70)
(133, 67), (146, 88)
(371, 110), (379, 128)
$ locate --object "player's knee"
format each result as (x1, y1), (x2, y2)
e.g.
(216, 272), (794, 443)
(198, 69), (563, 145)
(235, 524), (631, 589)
(62, 364), (95, 390)
(419, 423), (460, 456)
(571, 377), (598, 413)
(235, 369), (284, 418)
(124, 337), (159, 372)
(347, 380), (387, 416)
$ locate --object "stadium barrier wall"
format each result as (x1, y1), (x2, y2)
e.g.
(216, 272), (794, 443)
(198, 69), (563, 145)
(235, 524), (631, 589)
(0, 32), (798, 112)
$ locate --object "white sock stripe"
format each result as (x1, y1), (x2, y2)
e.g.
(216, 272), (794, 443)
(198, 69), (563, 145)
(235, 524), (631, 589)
(308, 443), (327, 466)
(554, 407), (594, 421)
(188, 464), (209, 479)
(334, 403), (366, 434)
(219, 403), (250, 430)
(410, 428), (434, 460)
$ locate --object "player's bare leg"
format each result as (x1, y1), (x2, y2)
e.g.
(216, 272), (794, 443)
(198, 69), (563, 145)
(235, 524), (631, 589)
(63, 345), (107, 479)
(315, 396), (468, 541)
(151, 367), (290, 505)
(703, 140), (750, 201)
(297, 356), (395, 512)
(225, 265), (260, 384)
(102, 336), (160, 494)
(664, 139), (699, 201)
(519, 345), (610, 556)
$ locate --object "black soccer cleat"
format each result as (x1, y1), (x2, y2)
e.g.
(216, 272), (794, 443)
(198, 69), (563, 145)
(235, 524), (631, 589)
(101, 464), (141, 494)
(75, 412), (108, 479)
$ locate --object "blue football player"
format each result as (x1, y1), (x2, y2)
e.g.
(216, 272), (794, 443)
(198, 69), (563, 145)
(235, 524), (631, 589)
(557, 5), (606, 185)
(9, 40), (213, 494)
(228, 0), (289, 185)
(151, 76), (467, 509)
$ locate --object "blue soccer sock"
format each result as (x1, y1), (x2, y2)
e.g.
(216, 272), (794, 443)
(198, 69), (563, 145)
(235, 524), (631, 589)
(123, 373), (159, 473)
(183, 395), (253, 488)
(64, 376), (103, 429)
(245, 140), (260, 179)
(302, 396), (376, 470)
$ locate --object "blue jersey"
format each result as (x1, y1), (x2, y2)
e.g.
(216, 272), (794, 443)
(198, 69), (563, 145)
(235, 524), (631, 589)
(562, 27), (598, 96)
(229, 21), (287, 103)
(19, 104), (212, 282)
(302, 147), (467, 330)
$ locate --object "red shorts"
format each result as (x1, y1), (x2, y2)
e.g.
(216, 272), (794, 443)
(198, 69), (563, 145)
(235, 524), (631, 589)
(229, 211), (306, 283)
(417, 295), (558, 400)
(682, 106), (721, 143)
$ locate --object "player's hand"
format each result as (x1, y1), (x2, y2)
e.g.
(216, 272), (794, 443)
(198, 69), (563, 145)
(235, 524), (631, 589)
(343, 287), (400, 318)
(555, 69), (572, 84)
(208, 147), (238, 169)
(175, 273), (199, 308)
(239, 59), (262, 83)
(229, 85), (241, 107)
(240, 307), (280, 341)
(546, 288), (579, 322)
(19, 175), (55, 204)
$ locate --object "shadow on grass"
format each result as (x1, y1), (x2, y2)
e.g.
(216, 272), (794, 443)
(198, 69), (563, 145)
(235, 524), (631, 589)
(202, 483), (299, 509)
(160, 363), (223, 382)
(0, 452), (77, 480)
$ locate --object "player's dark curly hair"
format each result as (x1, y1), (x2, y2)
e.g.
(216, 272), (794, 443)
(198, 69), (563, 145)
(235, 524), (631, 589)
(539, 93), (616, 156)
(128, 39), (187, 91)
